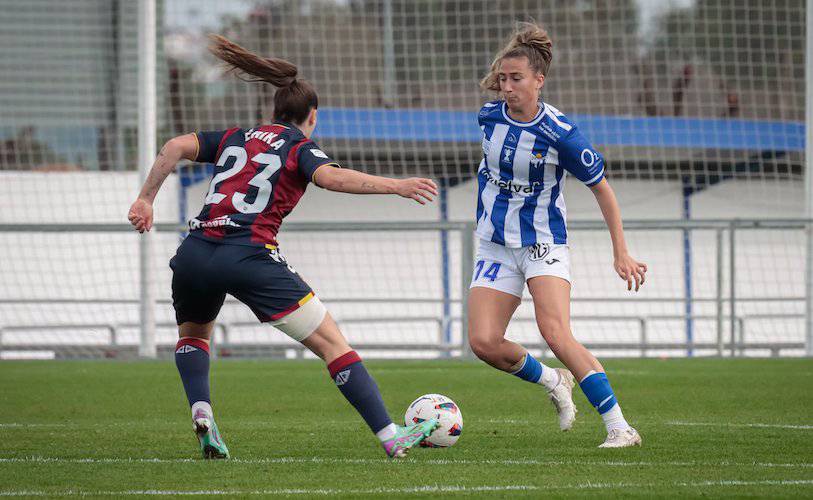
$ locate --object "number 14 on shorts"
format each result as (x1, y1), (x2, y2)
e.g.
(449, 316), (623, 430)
(473, 260), (501, 282)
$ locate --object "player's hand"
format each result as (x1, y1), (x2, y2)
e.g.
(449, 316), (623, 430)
(614, 253), (647, 291)
(395, 177), (439, 205)
(128, 198), (154, 233)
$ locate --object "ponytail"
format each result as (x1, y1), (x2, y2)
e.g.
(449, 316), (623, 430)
(208, 34), (318, 124)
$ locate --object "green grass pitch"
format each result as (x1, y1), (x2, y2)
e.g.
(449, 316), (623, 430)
(1, 358), (811, 498)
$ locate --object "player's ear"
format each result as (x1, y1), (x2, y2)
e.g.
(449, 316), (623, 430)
(536, 73), (545, 92)
(308, 108), (317, 127)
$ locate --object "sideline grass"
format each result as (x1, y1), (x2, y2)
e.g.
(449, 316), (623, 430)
(1, 358), (811, 498)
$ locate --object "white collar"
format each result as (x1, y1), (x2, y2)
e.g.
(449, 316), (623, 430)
(501, 101), (544, 127)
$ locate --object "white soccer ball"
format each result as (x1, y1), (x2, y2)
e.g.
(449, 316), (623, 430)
(404, 393), (463, 448)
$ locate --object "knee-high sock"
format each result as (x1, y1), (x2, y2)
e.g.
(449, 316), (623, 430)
(327, 351), (393, 436)
(579, 371), (630, 431)
(510, 352), (560, 391)
(175, 337), (211, 407)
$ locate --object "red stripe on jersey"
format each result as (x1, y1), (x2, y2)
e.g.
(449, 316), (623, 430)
(249, 139), (310, 246)
(216, 127), (241, 158)
(203, 127), (243, 240)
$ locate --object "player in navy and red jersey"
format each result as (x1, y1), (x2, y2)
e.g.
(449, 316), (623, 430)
(187, 123), (336, 249)
(127, 35), (439, 460)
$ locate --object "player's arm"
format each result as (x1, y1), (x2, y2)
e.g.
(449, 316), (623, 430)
(128, 133), (198, 233)
(312, 165), (438, 205)
(558, 127), (646, 290)
(590, 178), (647, 291)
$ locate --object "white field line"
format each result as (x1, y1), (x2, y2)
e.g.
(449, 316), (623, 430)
(0, 485), (538, 496)
(5, 419), (811, 430)
(667, 421), (813, 430)
(0, 456), (810, 469)
(0, 480), (811, 496)
(0, 423), (68, 428)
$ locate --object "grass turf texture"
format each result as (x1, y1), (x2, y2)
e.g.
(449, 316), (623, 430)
(0, 358), (811, 498)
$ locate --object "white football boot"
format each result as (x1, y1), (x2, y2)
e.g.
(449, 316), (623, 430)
(548, 368), (577, 431)
(598, 427), (642, 448)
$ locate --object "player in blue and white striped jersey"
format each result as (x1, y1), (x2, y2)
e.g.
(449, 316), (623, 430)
(468, 23), (648, 448)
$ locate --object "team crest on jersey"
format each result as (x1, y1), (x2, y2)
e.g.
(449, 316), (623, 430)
(506, 132), (518, 144)
(529, 152), (545, 168)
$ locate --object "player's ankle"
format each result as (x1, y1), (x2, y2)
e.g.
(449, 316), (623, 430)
(539, 366), (561, 391)
(191, 401), (213, 421)
(601, 404), (631, 432)
(375, 423), (397, 442)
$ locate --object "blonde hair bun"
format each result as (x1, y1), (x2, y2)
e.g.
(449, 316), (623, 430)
(480, 22), (553, 93)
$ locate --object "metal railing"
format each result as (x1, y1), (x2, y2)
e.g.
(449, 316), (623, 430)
(1, 218), (811, 358)
(0, 311), (805, 359)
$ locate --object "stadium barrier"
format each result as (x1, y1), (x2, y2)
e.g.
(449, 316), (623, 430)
(1, 219), (810, 359)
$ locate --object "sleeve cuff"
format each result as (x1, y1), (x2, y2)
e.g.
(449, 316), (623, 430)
(310, 162), (340, 187)
(192, 133), (201, 162)
(585, 169), (604, 186)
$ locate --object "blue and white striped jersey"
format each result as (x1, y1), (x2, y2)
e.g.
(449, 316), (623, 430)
(475, 100), (605, 247)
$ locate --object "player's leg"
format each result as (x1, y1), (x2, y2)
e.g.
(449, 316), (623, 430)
(467, 286), (523, 370)
(229, 245), (436, 458)
(170, 237), (229, 458)
(297, 312), (437, 458)
(527, 275), (641, 447)
(468, 287), (575, 430)
(468, 241), (574, 429)
(468, 241), (564, 387)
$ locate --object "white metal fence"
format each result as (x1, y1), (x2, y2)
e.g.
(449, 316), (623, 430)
(1, 219), (810, 359)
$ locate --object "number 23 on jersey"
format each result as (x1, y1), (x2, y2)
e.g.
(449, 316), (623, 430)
(204, 145), (282, 215)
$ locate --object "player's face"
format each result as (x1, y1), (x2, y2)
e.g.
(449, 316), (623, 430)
(498, 57), (544, 115)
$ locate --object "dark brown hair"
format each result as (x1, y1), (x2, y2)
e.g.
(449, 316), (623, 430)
(480, 22), (553, 92)
(208, 34), (318, 124)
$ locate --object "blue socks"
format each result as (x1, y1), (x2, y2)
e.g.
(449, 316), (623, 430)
(511, 352), (543, 383)
(175, 337), (211, 406)
(579, 371), (617, 414)
(510, 353), (562, 390)
(328, 351), (393, 434)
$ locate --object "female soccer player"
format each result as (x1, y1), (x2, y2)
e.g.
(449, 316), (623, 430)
(127, 35), (439, 459)
(469, 23), (647, 448)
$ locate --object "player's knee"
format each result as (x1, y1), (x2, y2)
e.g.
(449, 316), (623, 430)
(469, 334), (501, 362)
(178, 321), (215, 340)
(536, 318), (571, 351)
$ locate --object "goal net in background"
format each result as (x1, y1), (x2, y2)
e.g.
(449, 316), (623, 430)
(0, 0), (810, 358)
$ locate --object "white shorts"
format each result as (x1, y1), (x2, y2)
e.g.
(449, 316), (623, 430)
(470, 239), (571, 298)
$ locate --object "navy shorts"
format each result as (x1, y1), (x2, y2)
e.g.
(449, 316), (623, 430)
(169, 235), (314, 325)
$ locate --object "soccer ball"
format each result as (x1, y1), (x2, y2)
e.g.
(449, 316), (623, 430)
(404, 393), (463, 447)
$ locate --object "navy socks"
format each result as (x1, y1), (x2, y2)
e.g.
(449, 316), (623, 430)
(175, 337), (211, 406)
(327, 351), (393, 434)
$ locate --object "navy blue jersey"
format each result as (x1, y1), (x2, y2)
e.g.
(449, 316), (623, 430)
(190, 123), (339, 246)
